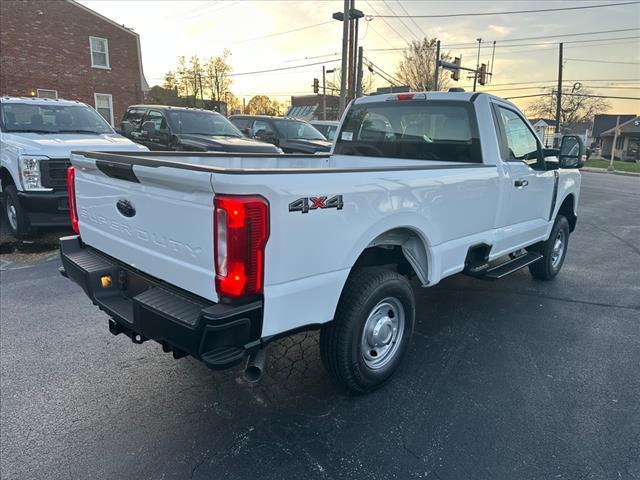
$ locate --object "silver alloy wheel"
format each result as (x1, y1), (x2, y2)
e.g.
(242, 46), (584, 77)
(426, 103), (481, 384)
(6, 199), (18, 231)
(551, 229), (566, 269)
(361, 297), (405, 370)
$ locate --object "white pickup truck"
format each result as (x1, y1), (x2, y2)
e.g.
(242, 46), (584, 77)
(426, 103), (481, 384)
(0, 96), (148, 237)
(60, 92), (584, 392)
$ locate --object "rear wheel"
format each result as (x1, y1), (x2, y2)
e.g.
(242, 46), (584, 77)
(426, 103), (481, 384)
(320, 267), (415, 393)
(528, 215), (570, 280)
(3, 185), (31, 238)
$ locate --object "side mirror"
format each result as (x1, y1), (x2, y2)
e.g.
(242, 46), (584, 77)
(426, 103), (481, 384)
(120, 121), (134, 137)
(141, 121), (156, 137)
(559, 135), (585, 169)
(241, 127), (251, 136)
(256, 130), (278, 145)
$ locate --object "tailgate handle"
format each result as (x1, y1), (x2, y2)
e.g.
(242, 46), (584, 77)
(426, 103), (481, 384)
(96, 160), (140, 183)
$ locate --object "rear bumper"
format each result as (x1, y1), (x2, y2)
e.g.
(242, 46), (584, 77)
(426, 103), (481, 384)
(59, 235), (263, 369)
(17, 190), (70, 227)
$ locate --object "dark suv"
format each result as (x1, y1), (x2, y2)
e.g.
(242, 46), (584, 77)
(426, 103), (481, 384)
(229, 115), (331, 154)
(119, 106), (281, 153)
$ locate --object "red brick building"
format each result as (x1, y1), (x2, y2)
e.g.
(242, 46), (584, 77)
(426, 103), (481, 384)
(0, 0), (148, 126)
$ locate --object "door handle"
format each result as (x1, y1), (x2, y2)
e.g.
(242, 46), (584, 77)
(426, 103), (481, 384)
(514, 179), (529, 188)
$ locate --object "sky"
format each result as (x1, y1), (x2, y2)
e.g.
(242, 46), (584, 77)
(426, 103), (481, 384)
(79, 0), (640, 114)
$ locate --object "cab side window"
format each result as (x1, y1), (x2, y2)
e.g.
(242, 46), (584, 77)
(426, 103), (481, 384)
(251, 119), (275, 137)
(123, 108), (146, 128)
(498, 107), (540, 166)
(145, 110), (168, 131)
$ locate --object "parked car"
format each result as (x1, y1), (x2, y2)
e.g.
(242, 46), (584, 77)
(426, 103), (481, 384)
(119, 105), (282, 153)
(0, 96), (148, 237)
(310, 120), (339, 142)
(229, 115), (331, 153)
(60, 91), (584, 393)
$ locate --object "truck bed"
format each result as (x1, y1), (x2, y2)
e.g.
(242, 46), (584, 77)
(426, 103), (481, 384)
(75, 150), (491, 175)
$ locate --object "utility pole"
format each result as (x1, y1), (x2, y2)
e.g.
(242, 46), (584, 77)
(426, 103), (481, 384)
(322, 65), (327, 120)
(489, 41), (496, 83)
(609, 115), (620, 171)
(338, 0), (350, 115)
(350, 6), (364, 101)
(555, 42), (563, 147)
(347, 0), (356, 102)
(472, 38), (481, 92)
(433, 39), (441, 91)
(356, 46), (364, 98)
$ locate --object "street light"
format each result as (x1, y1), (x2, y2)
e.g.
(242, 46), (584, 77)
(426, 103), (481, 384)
(322, 67), (336, 120)
(332, 7), (365, 110)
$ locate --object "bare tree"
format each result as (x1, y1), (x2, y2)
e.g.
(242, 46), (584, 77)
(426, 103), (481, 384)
(396, 38), (452, 92)
(527, 87), (610, 133)
(204, 50), (233, 103)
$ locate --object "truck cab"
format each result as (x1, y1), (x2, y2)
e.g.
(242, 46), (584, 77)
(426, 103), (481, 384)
(0, 96), (148, 237)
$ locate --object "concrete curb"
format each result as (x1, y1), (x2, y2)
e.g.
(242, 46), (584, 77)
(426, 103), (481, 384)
(582, 167), (640, 178)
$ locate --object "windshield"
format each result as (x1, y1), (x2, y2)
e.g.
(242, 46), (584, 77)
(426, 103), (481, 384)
(333, 100), (482, 163)
(274, 120), (325, 140)
(166, 110), (242, 137)
(0, 102), (114, 134)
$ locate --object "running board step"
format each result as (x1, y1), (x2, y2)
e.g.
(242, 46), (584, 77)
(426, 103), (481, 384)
(201, 346), (245, 370)
(481, 252), (543, 280)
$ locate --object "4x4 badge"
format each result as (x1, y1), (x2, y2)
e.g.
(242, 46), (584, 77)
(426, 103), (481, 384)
(289, 195), (343, 214)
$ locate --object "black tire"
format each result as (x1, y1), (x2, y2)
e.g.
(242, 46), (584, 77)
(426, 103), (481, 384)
(528, 215), (570, 280)
(3, 185), (31, 238)
(320, 267), (415, 393)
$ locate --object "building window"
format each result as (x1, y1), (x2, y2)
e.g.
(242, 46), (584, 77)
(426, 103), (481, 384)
(89, 36), (110, 69)
(36, 89), (58, 99)
(94, 93), (114, 125)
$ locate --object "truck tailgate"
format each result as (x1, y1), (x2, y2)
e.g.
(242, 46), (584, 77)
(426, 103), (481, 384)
(71, 154), (217, 302)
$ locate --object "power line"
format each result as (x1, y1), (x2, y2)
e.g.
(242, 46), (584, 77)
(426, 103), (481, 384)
(231, 21), (334, 45)
(381, 0), (421, 41)
(370, 1), (639, 18)
(364, 0), (412, 45)
(366, 19), (403, 50)
(229, 59), (340, 77)
(364, 57), (403, 86)
(565, 58), (640, 65)
(367, 29), (640, 51)
(505, 92), (640, 100)
(396, 0), (427, 38)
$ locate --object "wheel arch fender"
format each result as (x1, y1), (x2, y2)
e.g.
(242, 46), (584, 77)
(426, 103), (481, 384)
(556, 193), (577, 232)
(345, 217), (433, 286)
(0, 166), (16, 193)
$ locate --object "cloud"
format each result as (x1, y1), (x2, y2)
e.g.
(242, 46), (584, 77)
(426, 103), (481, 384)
(488, 25), (512, 36)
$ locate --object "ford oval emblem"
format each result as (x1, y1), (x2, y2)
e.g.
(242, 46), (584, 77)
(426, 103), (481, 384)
(116, 199), (136, 218)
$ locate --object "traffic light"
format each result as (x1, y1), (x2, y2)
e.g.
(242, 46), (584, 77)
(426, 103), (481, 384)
(478, 63), (487, 86)
(451, 57), (461, 81)
(313, 78), (319, 94)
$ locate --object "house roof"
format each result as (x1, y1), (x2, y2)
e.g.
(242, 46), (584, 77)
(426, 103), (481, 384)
(601, 116), (640, 136)
(592, 114), (636, 138)
(529, 118), (556, 126)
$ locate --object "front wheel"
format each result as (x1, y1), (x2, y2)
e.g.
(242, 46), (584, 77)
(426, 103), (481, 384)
(3, 185), (31, 238)
(320, 267), (415, 393)
(528, 215), (570, 280)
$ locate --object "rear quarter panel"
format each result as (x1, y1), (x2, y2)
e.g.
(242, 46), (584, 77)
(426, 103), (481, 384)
(212, 163), (500, 336)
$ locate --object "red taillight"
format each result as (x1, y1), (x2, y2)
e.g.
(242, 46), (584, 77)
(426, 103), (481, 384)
(214, 195), (269, 298)
(396, 93), (415, 101)
(66, 166), (79, 234)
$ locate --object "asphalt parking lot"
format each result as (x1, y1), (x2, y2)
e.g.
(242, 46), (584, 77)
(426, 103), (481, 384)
(1, 172), (639, 480)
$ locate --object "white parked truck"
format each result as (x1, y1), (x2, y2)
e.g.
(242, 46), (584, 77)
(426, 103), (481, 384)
(59, 92), (584, 392)
(0, 96), (148, 237)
